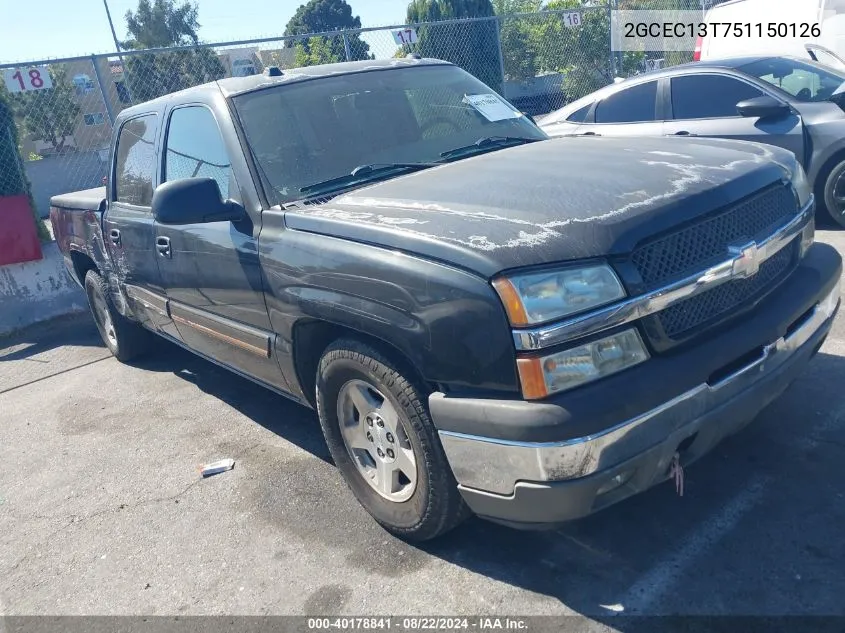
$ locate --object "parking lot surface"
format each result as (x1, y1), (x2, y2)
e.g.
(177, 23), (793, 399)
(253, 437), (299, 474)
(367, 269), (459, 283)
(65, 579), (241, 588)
(2, 231), (844, 622)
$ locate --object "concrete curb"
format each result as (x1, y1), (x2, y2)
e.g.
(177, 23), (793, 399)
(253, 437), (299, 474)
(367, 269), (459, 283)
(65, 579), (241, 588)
(0, 242), (87, 337)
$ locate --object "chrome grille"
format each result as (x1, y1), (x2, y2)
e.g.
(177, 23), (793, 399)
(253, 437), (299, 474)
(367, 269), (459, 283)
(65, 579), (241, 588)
(631, 184), (797, 288)
(655, 242), (797, 340)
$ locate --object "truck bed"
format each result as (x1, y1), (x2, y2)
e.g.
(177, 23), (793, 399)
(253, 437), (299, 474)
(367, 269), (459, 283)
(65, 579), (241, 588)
(50, 186), (107, 212)
(49, 186), (109, 287)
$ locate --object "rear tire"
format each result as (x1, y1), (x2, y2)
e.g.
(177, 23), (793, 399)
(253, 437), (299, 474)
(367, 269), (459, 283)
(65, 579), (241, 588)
(819, 159), (845, 228)
(84, 270), (149, 362)
(316, 338), (469, 541)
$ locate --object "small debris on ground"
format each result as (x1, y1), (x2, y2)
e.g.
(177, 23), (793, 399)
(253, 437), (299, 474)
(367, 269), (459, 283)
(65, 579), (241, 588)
(200, 458), (235, 478)
(669, 452), (684, 497)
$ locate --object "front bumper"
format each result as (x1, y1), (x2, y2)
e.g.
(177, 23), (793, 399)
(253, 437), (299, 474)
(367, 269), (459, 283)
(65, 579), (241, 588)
(433, 245), (841, 528)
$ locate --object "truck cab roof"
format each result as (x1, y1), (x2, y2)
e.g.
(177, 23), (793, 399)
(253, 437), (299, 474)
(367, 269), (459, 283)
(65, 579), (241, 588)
(115, 57), (453, 122)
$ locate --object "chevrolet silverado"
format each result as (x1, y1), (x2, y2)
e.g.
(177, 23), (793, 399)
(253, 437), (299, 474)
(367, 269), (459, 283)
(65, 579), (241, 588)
(50, 58), (841, 541)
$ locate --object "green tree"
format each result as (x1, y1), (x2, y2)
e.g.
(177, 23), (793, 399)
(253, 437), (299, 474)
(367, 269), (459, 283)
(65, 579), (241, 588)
(537, 0), (644, 101)
(493, 0), (543, 82)
(0, 91), (48, 239)
(10, 66), (80, 154)
(294, 37), (343, 66)
(406, 0), (504, 92)
(121, 0), (226, 102)
(284, 0), (371, 64)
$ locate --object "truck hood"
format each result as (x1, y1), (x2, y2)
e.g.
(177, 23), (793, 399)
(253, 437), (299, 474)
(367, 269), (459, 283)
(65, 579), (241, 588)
(283, 136), (797, 277)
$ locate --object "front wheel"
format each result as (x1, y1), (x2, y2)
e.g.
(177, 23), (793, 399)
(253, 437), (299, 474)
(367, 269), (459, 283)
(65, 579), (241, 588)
(821, 159), (845, 228)
(316, 339), (469, 541)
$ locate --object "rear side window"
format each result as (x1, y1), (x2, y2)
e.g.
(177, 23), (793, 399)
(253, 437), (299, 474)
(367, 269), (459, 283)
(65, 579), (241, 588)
(595, 82), (658, 123)
(164, 106), (234, 199)
(114, 114), (158, 206)
(671, 75), (764, 119)
(567, 104), (592, 123)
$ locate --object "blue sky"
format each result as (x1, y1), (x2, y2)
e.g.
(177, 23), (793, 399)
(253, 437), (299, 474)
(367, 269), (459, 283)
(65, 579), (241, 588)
(0, 0), (407, 64)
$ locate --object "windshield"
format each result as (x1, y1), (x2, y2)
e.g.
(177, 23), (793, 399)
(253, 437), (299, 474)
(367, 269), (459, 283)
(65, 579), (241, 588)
(233, 65), (546, 204)
(740, 57), (845, 102)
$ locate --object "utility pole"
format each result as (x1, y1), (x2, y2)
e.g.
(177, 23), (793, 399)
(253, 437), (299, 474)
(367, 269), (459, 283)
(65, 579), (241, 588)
(103, 0), (123, 53)
(102, 0), (135, 104)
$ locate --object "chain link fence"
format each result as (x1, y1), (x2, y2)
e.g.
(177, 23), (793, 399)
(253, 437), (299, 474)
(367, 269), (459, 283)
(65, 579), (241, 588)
(0, 4), (700, 219)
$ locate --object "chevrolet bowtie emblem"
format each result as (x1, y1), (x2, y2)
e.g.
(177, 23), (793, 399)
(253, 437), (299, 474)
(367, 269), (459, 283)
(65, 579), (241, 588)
(729, 241), (760, 279)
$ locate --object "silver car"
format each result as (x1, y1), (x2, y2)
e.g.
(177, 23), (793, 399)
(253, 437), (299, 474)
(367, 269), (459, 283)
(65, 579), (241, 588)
(540, 56), (845, 227)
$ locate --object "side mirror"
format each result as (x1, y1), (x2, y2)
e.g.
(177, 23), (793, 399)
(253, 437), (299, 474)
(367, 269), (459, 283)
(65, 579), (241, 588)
(736, 95), (790, 119)
(152, 177), (245, 225)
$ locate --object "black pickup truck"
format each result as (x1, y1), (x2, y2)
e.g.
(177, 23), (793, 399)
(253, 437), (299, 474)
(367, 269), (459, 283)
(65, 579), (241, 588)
(50, 58), (841, 541)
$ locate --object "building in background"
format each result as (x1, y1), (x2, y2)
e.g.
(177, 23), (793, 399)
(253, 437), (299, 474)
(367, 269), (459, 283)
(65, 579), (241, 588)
(18, 44), (299, 158)
(20, 58), (119, 158)
(217, 47), (262, 77)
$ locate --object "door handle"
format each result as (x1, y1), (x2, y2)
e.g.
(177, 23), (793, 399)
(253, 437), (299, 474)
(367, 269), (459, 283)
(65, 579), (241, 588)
(109, 228), (121, 246)
(581, 131), (600, 136)
(155, 236), (171, 258)
(672, 130), (696, 136)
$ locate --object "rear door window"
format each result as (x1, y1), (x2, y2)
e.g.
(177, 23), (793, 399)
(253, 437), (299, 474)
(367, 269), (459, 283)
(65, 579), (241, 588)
(566, 103), (593, 123)
(594, 81), (658, 123)
(114, 114), (158, 207)
(671, 75), (764, 119)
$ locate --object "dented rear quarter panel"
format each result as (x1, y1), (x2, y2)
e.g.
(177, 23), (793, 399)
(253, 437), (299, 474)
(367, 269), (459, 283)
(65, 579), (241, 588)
(49, 186), (109, 286)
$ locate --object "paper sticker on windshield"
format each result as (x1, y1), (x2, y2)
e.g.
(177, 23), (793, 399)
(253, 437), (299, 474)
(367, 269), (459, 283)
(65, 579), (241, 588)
(463, 94), (520, 122)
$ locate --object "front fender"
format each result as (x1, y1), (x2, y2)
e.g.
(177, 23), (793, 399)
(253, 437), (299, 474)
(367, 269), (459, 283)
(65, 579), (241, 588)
(806, 118), (845, 185)
(259, 215), (519, 398)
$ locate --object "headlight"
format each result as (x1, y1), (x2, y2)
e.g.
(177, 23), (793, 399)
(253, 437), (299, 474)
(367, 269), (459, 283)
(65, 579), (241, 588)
(791, 162), (811, 206)
(493, 264), (625, 326)
(800, 216), (815, 258)
(517, 329), (649, 399)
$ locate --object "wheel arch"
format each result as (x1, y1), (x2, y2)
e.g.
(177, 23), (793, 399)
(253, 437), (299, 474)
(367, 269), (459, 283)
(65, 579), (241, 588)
(291, 319), (433, 409)
(811, 146), (845, 223)
(69, 249), (99, 286)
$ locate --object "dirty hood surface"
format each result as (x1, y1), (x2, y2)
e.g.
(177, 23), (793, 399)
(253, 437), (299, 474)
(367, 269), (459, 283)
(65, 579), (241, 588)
(284, 136), (796, 277)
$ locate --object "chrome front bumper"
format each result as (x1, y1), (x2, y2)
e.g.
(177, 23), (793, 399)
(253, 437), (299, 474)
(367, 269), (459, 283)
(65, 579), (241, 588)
(439, 278), (840, 500)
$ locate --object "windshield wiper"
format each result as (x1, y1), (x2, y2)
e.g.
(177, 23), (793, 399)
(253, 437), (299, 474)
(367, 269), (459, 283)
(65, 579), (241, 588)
(298, 163), (437, 197)
(439, 136), (540, 161)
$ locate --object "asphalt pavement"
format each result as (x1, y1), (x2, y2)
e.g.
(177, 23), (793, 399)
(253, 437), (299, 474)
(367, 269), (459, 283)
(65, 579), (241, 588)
(1, 231), (845, 625)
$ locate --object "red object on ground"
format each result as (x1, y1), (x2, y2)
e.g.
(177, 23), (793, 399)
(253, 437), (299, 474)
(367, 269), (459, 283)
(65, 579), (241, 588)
(0, 195), (43, 265)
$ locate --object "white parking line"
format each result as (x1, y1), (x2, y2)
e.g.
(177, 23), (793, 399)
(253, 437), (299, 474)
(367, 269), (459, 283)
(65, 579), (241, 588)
(617, 333), (845, 615)
(618, 474), (770, 614)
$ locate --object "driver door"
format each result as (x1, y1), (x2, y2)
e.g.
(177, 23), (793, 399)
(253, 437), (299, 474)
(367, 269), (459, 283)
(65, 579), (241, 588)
(153, 104), (287, 390)
(664, 73), (805, 165)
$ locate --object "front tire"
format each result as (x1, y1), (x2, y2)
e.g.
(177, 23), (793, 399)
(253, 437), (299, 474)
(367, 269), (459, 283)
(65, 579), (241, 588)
(84, 270), (149, 362)
(820, 159), (845, 228)
(316, 339), (469, 541)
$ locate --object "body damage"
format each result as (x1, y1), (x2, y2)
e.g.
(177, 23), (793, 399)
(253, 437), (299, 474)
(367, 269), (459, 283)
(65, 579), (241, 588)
(257, 219), (519, 396)
(49, 186), (109, 287)
(284, 136), (797, 277)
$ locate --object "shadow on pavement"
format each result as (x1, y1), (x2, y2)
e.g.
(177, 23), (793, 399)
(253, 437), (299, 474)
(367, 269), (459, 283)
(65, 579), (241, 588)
(113, 328), (845, 622)
(131, 336), (332, 464)
(0, 313), (100, 362)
